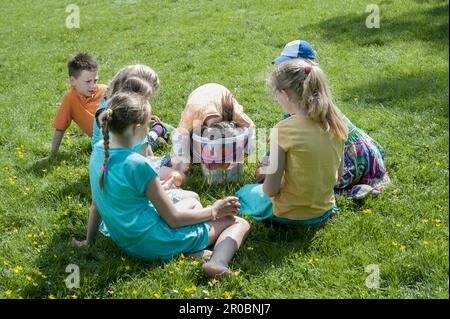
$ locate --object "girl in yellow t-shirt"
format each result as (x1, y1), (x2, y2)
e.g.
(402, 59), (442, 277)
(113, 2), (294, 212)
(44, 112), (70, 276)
(237, 60), (347, 225)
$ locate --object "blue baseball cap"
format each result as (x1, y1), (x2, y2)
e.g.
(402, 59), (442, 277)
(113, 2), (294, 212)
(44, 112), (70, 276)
(272, 40), (316, 64)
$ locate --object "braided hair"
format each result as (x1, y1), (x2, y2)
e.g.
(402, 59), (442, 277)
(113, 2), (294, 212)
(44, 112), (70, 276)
(98, 92), (150, 191)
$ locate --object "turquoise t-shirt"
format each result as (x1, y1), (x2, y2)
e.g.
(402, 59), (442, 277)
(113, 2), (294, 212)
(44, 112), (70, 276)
(91, 99), (146, 152)
(91, 99), (108, 149)
(90, 142), (209, 261)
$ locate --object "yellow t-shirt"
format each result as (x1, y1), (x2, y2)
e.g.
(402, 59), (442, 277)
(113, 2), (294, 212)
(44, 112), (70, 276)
(270, 115), (344, 220)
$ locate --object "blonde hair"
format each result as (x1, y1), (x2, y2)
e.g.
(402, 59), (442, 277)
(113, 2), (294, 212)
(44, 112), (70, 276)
(105, 64), (160, 99)
(98, 92), (151, 191)
(270, 60), (348, 141)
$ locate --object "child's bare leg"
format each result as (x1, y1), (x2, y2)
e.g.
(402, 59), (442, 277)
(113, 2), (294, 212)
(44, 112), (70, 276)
(175, 198), (213, 259)
(202, 216), (250, 278)
(176, 189), (199, 201)
(158, 166), (174, 180)
(174, 197), (202, 210)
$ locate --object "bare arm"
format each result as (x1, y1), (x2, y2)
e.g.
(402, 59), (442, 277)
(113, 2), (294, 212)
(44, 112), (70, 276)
(137, 143), (153, 157)
(145, 176), (239, 228)
(262, 140), (286, 197)
(51, 129), (65, 156)
(73, 201), (101, 247)
(338, 152), (344, 179)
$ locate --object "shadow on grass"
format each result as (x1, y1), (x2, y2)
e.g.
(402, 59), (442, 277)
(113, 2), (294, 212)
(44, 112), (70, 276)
(342, 71), (449, 116)
(21, 226), (163, 299)
(309, 2), (448, 47)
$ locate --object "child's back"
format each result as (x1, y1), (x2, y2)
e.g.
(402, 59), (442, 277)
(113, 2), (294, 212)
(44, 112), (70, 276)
(271, 114), (343, 220)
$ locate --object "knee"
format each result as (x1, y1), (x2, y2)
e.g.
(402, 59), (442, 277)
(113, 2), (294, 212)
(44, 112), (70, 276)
(192, 192), (200, 200)
(235, 216), (251, 233)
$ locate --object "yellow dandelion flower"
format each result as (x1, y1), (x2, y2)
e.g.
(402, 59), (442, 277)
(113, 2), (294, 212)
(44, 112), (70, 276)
(5, 290), (12, 296)
(132, 290), (138, 296)
(423, 240), (429, 246)
(400, 245), (406, 251)
(422, 219), (429, 224)
(435, 223), (443, 228)
(234, 271), (241, 277)
(107, 290), (114, 295)
(48, 295), (56, 299)
(434, 219), (441, 223)
(25, 275), (32, 281)
(153, 293), (161, 299)
(210, 278), (218, 285)
(3, 260), (9, 266)
(395, 223), (401, 228)
(13, 266), (23, 273)
(391, 240), (398, 247)
(184, 287), (191, 294)
(191, 284), (197, 292)
(363, 209), (373, 215)
(178, 259), (186, 266)
(192, 260), (199, 266)
(224, 291), (233, 299)
(32, 282), (38, 287)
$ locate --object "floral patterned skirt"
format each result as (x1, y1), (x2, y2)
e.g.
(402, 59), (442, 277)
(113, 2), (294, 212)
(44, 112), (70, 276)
(335, 128), (390, 200)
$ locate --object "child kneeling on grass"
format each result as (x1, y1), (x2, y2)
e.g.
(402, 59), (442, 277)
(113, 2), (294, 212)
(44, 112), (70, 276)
(171, 83), (254, 173)
(87, 92), (250, 277)
(237, 60), (347, 226)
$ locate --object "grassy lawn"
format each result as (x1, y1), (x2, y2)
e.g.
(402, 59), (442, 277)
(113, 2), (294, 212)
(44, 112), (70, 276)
(0, 0), (448, 299)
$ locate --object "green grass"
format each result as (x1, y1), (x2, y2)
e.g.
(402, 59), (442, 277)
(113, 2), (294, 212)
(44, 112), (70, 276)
(0, 0), (448, 299)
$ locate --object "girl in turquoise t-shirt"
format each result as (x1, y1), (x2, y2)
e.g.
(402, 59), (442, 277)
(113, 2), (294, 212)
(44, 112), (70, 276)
(78, 65), (190, 246)
(86, 92), (250, 278)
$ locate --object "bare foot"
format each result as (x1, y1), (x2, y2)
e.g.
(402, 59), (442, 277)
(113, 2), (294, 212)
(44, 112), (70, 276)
(202, 262), (231, 278)
(185, 249), (213, 261)
(71, 239), (90, 247)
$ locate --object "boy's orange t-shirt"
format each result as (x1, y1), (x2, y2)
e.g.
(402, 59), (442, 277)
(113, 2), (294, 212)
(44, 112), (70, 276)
(52, 84), (107, 137)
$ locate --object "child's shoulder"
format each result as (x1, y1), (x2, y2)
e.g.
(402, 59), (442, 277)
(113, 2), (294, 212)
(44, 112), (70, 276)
(60, 87), (78, 103)
(122, 153), (157, 179)
(124, 152), (154, 168)
(274, 115), (298, 128)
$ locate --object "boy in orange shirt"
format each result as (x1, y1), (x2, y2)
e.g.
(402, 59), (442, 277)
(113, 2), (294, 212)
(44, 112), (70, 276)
(50, 53), (106, 157)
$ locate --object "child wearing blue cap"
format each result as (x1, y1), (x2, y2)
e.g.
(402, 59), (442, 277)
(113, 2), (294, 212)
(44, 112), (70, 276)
(253, 39), (390, 201)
